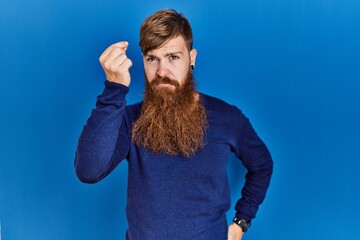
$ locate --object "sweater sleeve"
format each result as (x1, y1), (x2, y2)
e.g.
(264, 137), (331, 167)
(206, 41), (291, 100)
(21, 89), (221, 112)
(232, 109), (273, 222)
(74, 81), (130, 183)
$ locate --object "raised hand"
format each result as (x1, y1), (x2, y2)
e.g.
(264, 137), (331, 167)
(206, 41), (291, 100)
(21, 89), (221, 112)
(99, 41), (133, 86)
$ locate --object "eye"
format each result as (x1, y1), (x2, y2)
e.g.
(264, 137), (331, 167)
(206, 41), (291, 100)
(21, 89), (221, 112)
(146, 57), (156, 62)
(169, 55), (179, 61)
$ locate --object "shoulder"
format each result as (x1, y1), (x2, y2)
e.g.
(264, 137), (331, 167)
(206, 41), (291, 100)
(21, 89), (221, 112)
(200, 93), (242, 116)
(200, 93), (251, 130)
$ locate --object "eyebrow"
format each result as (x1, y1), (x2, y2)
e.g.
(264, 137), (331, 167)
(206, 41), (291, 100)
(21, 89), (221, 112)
(145, 51), (184, 58)
(163, 51), (183, 57)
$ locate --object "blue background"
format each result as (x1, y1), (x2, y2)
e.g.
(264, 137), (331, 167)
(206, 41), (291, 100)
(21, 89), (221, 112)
(1, 0), (359, 239)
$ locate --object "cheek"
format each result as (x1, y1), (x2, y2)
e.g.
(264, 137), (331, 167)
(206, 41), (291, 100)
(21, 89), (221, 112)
(144, 65), (156, 81)
(173, 66), (188, 82)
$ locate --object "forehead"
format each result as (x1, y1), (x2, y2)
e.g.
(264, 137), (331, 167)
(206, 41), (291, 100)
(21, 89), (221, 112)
(146, 36), (188, 56)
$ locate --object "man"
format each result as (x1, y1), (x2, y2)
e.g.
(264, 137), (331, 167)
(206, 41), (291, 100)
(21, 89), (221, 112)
(75, 9), (273, 240)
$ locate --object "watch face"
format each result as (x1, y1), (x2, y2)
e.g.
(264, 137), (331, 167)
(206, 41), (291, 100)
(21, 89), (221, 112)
(239, 220), (248, 230)
(233, 217), (250, 232)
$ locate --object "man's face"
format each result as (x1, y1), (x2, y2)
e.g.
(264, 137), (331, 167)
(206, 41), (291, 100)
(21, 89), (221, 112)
(143, 36), (197, 91)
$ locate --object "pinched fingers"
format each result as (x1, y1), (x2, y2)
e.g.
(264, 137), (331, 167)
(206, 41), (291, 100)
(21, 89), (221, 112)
(109, 53), (128, 70)
(121, 57), (133, 69)
(107, 55), (132, 74)
(102, 52), (132, 72)
(99, 41), (133, 86)
(99, 41), (128, 62)
(100, 47), (127, 67)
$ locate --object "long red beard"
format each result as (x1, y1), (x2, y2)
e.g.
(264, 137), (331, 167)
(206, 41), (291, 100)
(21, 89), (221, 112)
(131, 71), (207, 157)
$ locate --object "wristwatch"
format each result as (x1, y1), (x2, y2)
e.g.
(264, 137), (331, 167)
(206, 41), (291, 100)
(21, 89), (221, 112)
(233, 217), (251, 232)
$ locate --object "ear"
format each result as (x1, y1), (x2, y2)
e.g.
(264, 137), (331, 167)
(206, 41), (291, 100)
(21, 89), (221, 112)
(190, 48), (197, 66)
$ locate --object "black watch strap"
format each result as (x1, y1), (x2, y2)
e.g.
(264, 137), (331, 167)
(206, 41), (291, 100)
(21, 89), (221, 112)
(233, 217), (251, 232)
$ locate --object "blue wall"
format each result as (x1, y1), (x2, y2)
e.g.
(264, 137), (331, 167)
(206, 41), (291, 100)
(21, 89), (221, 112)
(1, 0), (359, 239)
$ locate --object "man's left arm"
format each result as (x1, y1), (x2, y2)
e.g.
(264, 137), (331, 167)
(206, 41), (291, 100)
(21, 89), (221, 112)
(229, 108), (274, 239)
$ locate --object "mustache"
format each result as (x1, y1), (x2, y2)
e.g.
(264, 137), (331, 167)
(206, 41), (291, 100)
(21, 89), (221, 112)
(151, 76), (180, 87)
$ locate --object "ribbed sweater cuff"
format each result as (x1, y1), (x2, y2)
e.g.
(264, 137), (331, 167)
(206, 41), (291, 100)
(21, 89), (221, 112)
(235, 211), (252, 223)
(96, 81), (129, 108)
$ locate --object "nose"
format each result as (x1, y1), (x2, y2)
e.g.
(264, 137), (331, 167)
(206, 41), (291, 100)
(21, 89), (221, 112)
(156, 60), (169, 77)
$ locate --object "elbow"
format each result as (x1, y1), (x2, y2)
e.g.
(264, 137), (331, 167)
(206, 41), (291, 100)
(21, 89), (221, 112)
(259, 148), (273, 172)
(249, 151), (274, 178)
(75, 170), (102, 184)
(259, 153), (274, 177)
(74, 158), (103, 184)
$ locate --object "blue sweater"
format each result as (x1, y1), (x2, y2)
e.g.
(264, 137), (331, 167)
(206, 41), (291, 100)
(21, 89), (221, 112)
(75, 81), (273, 240)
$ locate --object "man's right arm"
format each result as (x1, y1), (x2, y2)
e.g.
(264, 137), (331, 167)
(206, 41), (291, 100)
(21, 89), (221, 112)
(74, 41), (133, 183)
